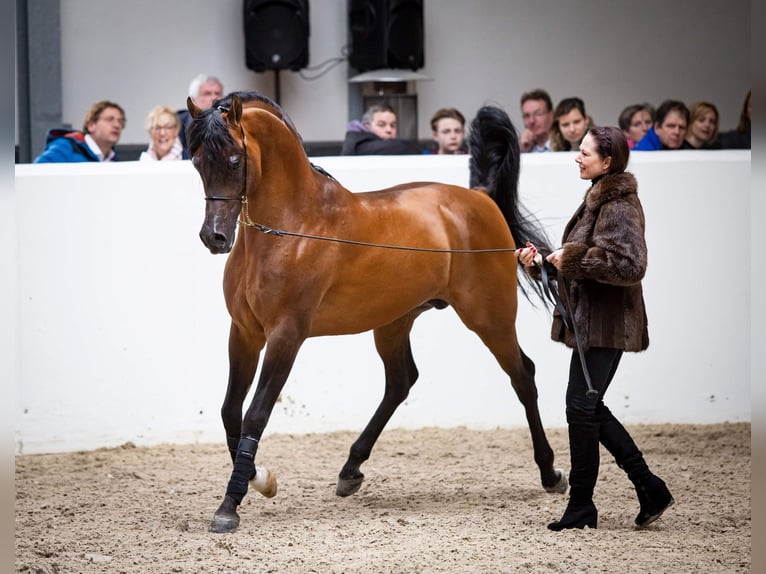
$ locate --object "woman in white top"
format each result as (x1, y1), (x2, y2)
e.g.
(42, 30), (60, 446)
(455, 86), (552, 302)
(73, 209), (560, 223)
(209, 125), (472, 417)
(140, 106), (185, 161)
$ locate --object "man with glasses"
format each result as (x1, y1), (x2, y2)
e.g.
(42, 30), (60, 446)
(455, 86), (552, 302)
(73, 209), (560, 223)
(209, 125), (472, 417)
(519, 89), (554, 153)
(34, 100), (126, 163)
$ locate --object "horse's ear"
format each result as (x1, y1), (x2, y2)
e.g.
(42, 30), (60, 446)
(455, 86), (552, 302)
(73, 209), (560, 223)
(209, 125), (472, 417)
(226, 94), (243, 128)
(187, 97), (203, 119)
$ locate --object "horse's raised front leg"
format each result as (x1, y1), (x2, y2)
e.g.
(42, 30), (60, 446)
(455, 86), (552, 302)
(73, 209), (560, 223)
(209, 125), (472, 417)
(337, 313), (420, 497)
(209, 328), (305, 533)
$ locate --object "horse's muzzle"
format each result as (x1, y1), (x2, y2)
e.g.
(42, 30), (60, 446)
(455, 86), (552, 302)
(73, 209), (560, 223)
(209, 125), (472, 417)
(200, 228), (233, 254)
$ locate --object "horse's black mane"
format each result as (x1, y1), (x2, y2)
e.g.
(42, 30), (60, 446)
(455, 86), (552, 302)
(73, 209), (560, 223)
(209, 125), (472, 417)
(186, 90), (334, 178)
(221, 91), (304, 145)
(186, 91), (304, 157)
(186, 101), (236, 159)
(189, 91), (315, 158)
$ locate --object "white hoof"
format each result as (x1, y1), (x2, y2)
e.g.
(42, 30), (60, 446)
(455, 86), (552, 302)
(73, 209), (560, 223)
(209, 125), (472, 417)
(251, 465), (278, 498)
(544, 468), (568, 494)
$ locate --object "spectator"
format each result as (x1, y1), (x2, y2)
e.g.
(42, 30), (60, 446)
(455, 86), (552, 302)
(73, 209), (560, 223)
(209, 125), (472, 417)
(140, 105), (186, 161)
(34, 100), (125, 163)
(340, 103), (421, 155)
(618, 103), (654, 149)
(519, 89), (554, 152)
(177, 74), (224, 157)
(685, 101), (721, 149)
(430, 108), (467, 154)
(550, 97), (594, 151)
(718, 90), (751, 149)
(633, 100), (692, 150)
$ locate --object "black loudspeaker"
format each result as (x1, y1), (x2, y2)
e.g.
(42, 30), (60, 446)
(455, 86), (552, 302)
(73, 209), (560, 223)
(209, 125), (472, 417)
(348, 0), (424, 72)
(244, 0), (310, 72)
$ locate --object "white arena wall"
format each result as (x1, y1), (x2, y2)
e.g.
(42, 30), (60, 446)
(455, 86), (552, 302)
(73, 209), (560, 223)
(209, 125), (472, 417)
(11, 151), (752, 455)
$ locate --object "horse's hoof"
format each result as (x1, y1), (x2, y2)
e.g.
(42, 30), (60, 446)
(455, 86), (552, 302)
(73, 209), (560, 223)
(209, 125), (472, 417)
(544, 468), (568, 494)
(208, 511), (240, 533)
(336, 476), (364, 497)
(251, 465), (278, 498)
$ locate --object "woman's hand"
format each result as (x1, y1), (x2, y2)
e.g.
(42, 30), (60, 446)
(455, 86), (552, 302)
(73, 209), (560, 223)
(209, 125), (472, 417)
(517, 242), (543, 267)
(546, 248), (564, 270)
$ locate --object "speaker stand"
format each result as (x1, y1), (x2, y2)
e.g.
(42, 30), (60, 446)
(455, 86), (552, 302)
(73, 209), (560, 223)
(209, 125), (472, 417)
(273, 69), (281, 106)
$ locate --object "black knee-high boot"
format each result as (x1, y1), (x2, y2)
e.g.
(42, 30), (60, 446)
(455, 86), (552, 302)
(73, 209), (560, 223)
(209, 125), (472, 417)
(548, 420), (600, 531)
(599, 409), (674, 527)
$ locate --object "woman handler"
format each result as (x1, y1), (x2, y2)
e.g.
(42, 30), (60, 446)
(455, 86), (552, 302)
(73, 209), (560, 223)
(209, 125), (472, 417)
(518, 126), (674, 530)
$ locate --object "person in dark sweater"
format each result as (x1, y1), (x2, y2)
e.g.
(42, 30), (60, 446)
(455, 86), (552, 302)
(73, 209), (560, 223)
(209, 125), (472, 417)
(341, 103), (421, 155)
(718, 89), (750, 149)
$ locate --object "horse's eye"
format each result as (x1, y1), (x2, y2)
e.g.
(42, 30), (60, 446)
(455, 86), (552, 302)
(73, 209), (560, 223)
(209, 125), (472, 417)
(228, 155), (241, 169)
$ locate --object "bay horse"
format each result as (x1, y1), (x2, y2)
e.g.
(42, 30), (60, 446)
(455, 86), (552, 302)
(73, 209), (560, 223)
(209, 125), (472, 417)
(187, 92), (566, 533)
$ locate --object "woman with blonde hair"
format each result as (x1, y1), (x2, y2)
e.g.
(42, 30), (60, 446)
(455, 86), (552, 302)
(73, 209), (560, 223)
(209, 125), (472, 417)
(140, 106), (186, 161)
(685, 101), (720, 149)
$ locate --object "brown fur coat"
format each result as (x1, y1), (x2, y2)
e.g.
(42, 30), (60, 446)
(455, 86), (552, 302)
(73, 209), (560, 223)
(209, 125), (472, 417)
(545, 171), (649, 352)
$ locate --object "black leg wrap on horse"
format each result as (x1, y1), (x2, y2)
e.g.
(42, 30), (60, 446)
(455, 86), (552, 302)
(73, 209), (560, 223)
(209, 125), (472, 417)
(225, 435), (259, 505)
(226, 435), (240, 465)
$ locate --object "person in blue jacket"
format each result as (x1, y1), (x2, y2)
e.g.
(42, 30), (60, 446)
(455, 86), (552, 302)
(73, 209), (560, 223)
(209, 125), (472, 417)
(34, 100), (126, 163)
(633, 100), (692, 151)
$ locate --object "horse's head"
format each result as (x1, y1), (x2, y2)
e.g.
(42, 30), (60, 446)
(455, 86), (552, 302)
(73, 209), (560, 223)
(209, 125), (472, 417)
(188, 94), (247, 254)
(189, 91), (309, 254)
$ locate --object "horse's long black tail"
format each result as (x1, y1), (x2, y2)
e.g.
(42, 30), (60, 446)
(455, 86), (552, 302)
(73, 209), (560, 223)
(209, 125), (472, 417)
(468, 105), (552, 304)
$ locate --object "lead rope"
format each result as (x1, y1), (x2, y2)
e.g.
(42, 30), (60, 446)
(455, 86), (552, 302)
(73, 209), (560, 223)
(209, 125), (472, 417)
(237, 210), (522, 254)
(539, 263), (599, 399)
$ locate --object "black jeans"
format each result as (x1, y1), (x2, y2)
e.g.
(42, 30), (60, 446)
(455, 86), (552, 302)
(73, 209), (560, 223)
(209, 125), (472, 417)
(565, 346), (623, 424)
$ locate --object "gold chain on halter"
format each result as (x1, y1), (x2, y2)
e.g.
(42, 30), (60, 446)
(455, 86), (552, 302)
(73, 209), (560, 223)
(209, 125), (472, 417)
(236, 129), (259, 229)
(239, 196), (258, 228)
